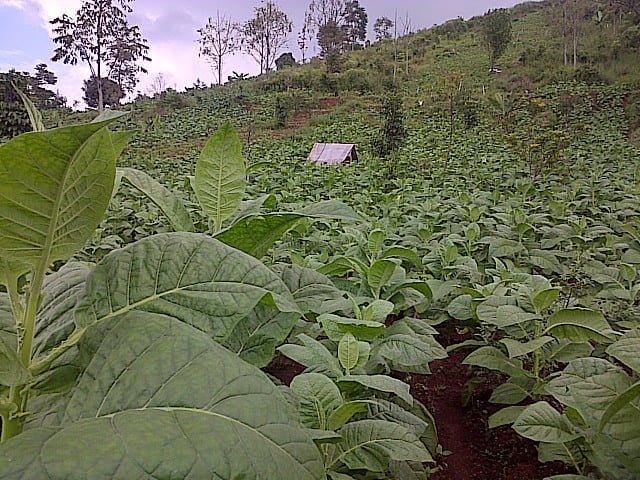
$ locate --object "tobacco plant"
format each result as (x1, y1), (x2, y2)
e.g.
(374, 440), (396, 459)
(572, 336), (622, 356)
(513, 328), (640, 479)
(279, 298), (446, 478)
(0, 116), (324, 478)
(452, 273), (617, 428)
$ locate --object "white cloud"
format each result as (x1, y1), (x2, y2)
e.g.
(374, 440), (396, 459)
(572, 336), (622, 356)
(0, 49), (24, 57)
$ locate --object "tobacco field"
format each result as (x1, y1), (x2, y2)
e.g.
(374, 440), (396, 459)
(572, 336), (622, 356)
(1, 2), (640, 479)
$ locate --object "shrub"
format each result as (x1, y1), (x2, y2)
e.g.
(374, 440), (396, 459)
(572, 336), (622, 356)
(573, 64), (603, 85)
(374, 91), (406, 157)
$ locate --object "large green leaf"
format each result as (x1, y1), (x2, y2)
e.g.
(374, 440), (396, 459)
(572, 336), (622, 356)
(327, 401), (369, 430)
(599, 381), (640, 431)
(13, 83), (44, 132)
(488, 405), (527, 428)
(545, 358), (619, 408)
(378, 334), (447, 369)
(216, 200), (360, 259)
(338, 333), (360, 373)
(513, 401), (580, 443)
(0, 115), (128, 282)
(299, 199), (361, 221)
(319, 314), (386, 342)
(367, 260), (397, 295)
(224, 265), (343, 367)
(279, 334), (344, 378)
(500, 336), (554, 359)
(74, 233), (300, 345)
(33, 263), (89, 360)
(606, 329), (640, 373)
(0, 409), (322, 480)
(194, 122), (246, 232)
(463, 346), (530, 378)
(328, 420), (433, 472)
(118, 167), (195, 232)
(545, 308), (616, 343)
(271, 264), (344, 315)
(337, 375), (413, 405)
(217, 213), (306, 258)
(291, 373), (343, 430)
(1, 312), (324, 479)
(366, 399), (437, 452)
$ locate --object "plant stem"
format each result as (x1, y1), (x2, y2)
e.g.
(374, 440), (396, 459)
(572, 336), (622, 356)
(533, 320), (542, 387)
(2, 265), (47, 442)
(6, 274), (24, 331)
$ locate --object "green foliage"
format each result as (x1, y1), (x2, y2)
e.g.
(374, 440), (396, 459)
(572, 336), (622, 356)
(276, 52), (297, 70)
(481, 9), (513, 69)
(82, 75), (124, 108)
(51, 0), (150, 112)
(0, 67), (64, 139)
(7, 4), (640, 478)
(0, 113), (323, 479)
(195, 122), (246, 232)
(374, 91), (405, 157)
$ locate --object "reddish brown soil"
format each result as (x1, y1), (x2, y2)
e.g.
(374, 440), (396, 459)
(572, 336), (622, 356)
(287, 96), (342, 130)
(265, 333), (574, 480)
(264, 353), (305, 385)
(412, 350), (574, 480)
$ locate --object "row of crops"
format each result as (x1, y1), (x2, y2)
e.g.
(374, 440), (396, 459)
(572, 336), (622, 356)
(0, 79), (639, 479)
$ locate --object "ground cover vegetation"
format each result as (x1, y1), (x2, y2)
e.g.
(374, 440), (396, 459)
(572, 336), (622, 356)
(1, 0), (640, 478)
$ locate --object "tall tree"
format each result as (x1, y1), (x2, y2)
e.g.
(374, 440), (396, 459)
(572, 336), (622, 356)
(342, 0), (368, 50)
(318, 21), (346, 72)
(242, 1), (292, 74)
(374, 16), (394, 41)
(308, 0), (346, 71)
(33, 63), (57, 87)
(481, 9), (513, 71)
(50, 0), (150, 112)
(198, 12), (240, 86)
(106, 22), (151, 93)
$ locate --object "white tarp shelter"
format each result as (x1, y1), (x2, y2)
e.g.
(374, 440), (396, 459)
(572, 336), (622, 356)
(307, 143), (358, 164)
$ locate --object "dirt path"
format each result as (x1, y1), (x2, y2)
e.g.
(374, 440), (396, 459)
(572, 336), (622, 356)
(265, 345), (573, 480)
(410, 351), (573, 480)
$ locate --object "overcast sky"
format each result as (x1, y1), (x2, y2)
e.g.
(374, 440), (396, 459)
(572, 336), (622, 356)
(0, 0), (527, 106)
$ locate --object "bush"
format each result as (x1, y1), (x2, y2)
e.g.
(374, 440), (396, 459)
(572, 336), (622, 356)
(623, 25), (640, 49)
(573, 64), (603, 85)
(156, 88), (196, 110)
(338, 69), (372, 94)
(374, 91), (405, 157)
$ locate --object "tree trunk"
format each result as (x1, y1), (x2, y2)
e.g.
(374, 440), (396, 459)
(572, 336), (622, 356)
(392, 9), (398, 85)
(573, 22), (578, 68)
(97, 3), (104, 113)
(218, 57), (223, 86)
(562, 7), (568, 65)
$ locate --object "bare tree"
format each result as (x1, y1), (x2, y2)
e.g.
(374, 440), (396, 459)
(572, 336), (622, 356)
(146, 72), (168, 97)
(242, 1), (292, 74)
(400, 12), (412, 78)
(298, 7), (315, 63)
(309, 0), (345, 28)
(51, 0), (150, 112)
(198, 12), (240, 86)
